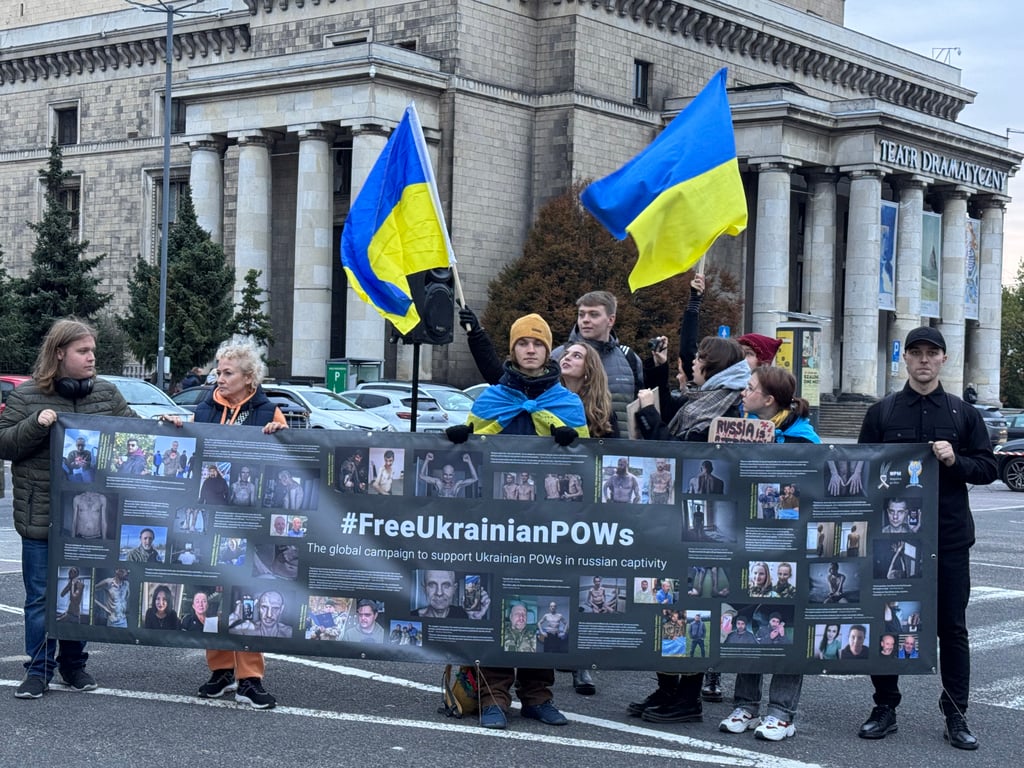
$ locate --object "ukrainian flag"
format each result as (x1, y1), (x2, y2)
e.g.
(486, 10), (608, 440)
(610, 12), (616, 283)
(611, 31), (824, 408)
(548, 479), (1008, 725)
(581, 68), (747, 291)
(341, 104), (452, 334)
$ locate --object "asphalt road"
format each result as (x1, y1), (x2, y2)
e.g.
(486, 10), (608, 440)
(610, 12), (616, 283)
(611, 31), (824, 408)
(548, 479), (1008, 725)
(0, 464), (1021, 767)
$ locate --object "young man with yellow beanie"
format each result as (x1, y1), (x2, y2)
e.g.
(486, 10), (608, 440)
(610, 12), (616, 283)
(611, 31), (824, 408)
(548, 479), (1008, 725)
(451, 313), (586, 730)
(463, 313), (588, 441)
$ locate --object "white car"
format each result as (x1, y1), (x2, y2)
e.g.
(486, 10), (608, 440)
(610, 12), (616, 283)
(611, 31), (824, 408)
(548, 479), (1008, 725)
(341, 389), (449, 432)
(261, 384), (393, 431)
(102, 376), (194, 421)
(354, 381), (473, 425)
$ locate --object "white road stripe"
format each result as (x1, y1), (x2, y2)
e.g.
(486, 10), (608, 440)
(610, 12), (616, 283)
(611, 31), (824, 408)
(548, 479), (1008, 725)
(970, 586), (1024, 602)
(971, 676), (1024, 710)
(0, 674), (822, 768)
(972, 560), (1024, 571)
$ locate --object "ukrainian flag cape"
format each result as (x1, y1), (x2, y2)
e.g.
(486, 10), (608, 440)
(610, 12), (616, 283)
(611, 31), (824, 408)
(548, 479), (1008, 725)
(468, 382), (590, 438)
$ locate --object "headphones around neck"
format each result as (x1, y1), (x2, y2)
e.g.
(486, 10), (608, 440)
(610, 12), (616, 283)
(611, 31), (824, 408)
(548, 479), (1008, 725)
(55, 377), (94, 400)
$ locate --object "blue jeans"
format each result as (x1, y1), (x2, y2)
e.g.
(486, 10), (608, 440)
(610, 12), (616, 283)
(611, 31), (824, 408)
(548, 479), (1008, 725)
(22, 537), (88, 681)
(733, 673), (802, 722)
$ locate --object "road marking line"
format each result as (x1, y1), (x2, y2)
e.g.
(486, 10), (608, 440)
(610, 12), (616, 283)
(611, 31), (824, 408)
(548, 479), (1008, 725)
(972, 560), (1024, 571)
(970, 586), (1024, 602)
(971, 676), (1024, 710)
(0, 675), (822, 768)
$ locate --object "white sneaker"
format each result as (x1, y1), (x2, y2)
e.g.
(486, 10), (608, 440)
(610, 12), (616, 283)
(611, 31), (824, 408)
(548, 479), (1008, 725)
(720, 707), (760, 733)
(754, 715), (796, 741)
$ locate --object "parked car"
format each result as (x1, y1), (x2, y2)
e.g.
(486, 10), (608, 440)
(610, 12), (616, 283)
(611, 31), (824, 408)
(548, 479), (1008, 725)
(462, 383), (488, 401)
(354, 380), (473, 424)
(994, 438), (1024, 491)
(972, 404), (1008, 446)
(1005, 412), (1024, 440)
(0, 374), (31, 414)
(261, 385), (393, 431)
(170, 385), (213, 413)
(102, 376), (194, 421)
(341, 389), (448, 432)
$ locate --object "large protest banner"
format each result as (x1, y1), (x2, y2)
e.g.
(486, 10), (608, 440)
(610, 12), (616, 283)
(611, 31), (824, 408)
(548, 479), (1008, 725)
(50, 414), (937, 674)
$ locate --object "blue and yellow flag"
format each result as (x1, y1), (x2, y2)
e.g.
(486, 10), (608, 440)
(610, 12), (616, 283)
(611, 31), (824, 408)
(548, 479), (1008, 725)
(580, 68), (747, 291)
(341, 104), (452, 333)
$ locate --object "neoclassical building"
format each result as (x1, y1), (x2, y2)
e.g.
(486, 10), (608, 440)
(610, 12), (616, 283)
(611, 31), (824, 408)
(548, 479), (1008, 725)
(0, 0), (1018, 401)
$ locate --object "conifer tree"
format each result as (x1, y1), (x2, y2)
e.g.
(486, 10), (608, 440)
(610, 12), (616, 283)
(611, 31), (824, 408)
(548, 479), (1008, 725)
(0, 247), (31, 372)
(230, 268), (275, 347)
(121, 254), (160, 369)
(20, 139), (111, 342)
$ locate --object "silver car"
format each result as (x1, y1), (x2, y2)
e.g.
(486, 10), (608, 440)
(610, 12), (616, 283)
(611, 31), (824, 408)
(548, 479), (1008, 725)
(341, 389), (448, 432)
(102, 376), (194, 421)
(261, 385), (393, 431)
(354, 381), (473, 425)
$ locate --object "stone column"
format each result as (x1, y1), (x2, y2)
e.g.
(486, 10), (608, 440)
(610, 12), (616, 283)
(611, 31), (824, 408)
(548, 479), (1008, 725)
(840, 167), (885, 398)
(290, 124), (334, 378)
(802, 170), (837, 396)
(937, 188), (970, 397)
(345, 123), (392, 363)
(751, 161), (794, 337)
(232, 130), (276, 309)
(967, 197), (1007, 404)
(890, 176), (928, 391)
(186, 135), (225, 244)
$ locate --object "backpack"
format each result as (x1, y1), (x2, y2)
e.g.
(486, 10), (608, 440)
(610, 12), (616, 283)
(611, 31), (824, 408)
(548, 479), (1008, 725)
(439, 664), (481, 718)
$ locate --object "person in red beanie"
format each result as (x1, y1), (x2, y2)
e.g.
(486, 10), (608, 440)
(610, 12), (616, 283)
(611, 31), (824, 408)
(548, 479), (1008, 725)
(736, 333), (782, 368)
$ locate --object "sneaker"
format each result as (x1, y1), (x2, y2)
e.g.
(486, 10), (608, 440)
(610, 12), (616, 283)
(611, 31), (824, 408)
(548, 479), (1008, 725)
(14, 677), (48, 699)
(479, 704), (508, 729)
(641, 699), (703, 724)
(701, 672), (724, 702)
(858, 705), (897, 739)
(520, 700), (569, 725)
(198, 669), (237, 699)
(61, 668), (98, 692)
(755, 716), (796, 741)
(720, 707), (760, 733)
(235, 677), (276, 709)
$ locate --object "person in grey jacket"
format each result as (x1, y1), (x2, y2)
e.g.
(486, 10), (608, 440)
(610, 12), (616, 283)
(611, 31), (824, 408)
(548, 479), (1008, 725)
(0, 318), (136, 699)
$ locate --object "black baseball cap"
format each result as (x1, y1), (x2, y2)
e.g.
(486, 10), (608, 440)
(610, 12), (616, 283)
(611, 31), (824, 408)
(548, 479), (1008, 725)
(905, 326), (946, 352)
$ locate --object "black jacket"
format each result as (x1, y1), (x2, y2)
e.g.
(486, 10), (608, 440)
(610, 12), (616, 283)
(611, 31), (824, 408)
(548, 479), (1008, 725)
(858, 383), (996, 551)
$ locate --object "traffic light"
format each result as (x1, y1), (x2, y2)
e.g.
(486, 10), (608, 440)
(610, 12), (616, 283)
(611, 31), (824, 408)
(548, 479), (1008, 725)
(400, 267), (454, 345)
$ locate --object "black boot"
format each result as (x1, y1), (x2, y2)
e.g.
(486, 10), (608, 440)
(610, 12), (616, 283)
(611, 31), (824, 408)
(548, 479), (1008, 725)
(627, 673), (678, 717)
(701, 672), (723, 702)
(642, 674), (703, 723)
(572, 669), (596, 696)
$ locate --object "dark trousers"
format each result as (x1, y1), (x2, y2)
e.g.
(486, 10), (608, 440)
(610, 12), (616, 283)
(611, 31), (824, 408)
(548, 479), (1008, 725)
(871, 546), (971, 715)
(478, 667), (555, 709)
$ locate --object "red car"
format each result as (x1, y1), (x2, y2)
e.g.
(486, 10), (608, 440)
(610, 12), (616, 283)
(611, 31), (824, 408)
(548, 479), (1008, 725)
(0, 374), (31, 415)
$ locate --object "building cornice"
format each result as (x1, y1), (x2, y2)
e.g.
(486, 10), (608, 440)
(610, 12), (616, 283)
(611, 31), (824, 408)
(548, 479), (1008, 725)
(0, 22), (251, 87)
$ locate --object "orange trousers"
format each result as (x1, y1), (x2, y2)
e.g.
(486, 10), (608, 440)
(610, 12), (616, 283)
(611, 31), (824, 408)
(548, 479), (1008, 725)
(206, 650), (265, 679)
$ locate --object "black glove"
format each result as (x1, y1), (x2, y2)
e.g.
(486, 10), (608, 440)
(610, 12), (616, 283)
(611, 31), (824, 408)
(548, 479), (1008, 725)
(551, 425), (578, 447)
(446, 423), (473, 444)
(458, 305), (481, 334)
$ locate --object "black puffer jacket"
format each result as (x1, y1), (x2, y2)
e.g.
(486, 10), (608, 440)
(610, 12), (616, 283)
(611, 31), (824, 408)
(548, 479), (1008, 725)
(0, 379), (134, 540)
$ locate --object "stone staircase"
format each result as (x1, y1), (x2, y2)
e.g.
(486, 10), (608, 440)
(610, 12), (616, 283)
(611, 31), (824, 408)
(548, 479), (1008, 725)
(815, 400), (874, 440)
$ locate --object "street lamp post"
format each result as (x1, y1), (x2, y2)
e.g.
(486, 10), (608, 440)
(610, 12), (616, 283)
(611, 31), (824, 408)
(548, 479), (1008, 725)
(125, 0), (211, 390)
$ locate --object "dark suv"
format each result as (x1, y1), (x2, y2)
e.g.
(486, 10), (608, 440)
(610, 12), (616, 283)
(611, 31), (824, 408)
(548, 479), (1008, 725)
(971, 404), (1008, 447)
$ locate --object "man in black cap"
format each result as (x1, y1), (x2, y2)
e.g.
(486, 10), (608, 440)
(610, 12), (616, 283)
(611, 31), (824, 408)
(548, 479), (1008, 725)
(857, 326), (995, 750)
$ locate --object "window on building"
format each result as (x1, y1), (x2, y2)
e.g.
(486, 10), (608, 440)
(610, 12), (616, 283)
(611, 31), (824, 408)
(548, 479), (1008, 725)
(633, 60), (651, 107)
(53, 105), (79, 145)
(154, 178), (189, 250)
(397, 40), (417, 51)
(168, 97), (186, 135)
(59, 183), (81, 239)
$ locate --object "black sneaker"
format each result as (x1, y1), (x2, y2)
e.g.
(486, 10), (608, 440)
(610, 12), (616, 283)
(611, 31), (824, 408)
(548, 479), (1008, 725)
(198, 669), (237, 699)
(14, 677), (48, 699)
(627, 684), (677, 717)
(858, 705), (898, 739)
(61, 668), (98, 692)
(235, 677), (276, 709)
(641, 699), (703, 724)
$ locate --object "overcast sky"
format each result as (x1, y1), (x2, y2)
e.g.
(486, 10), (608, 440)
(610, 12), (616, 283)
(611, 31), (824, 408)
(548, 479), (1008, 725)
(842, 0), (1024, 285)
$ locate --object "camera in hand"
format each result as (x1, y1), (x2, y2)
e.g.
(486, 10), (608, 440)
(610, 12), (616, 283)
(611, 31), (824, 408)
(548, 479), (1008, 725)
(648, 337), (666, 352)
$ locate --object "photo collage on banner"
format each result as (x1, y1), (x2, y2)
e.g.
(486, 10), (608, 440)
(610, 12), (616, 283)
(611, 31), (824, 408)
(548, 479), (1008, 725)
(50, 415), (937, 674)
